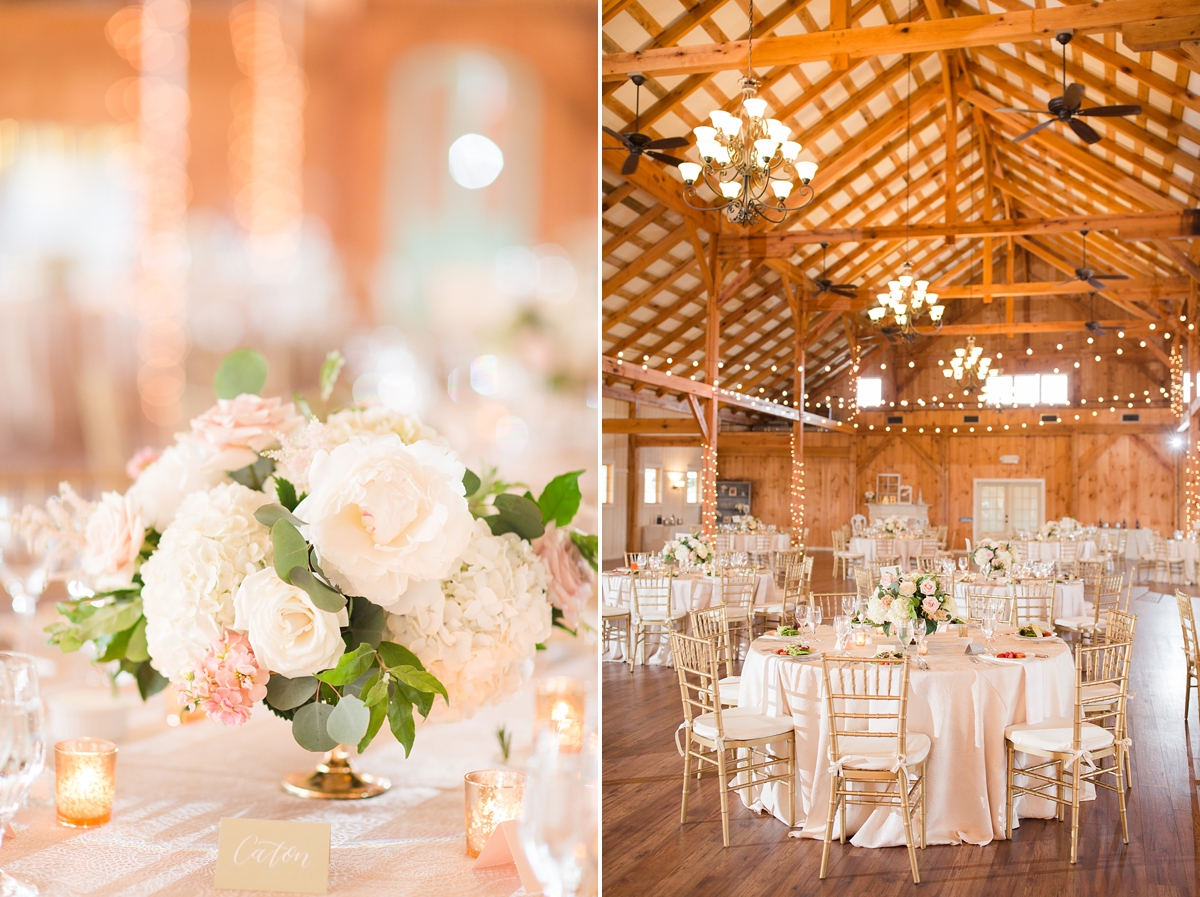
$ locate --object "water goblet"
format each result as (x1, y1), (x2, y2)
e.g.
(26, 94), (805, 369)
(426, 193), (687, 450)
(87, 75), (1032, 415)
(895, 618), (911, 650)
(0, 653), (44, 896)
(520, 731), (597, 897)
(980, 613), (998, 655)
(957, 557), (968, 573)
(811, 605), (823, 632)
(834, 615), (851, 654)
(841, 595), (856, 618)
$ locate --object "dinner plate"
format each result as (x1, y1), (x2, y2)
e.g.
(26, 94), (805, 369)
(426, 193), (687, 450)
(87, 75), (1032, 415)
(986, 654), (1035, 663)
(1015, 632), (1056, 640)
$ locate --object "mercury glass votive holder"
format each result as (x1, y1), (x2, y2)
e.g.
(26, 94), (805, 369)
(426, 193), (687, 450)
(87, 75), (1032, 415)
(55, 738), (118, 827)
(464, 770), (525, 857)
(535, 677), (587, 752)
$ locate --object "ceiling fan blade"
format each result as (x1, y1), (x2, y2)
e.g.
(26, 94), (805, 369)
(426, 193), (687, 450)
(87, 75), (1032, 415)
(1076, 104), (1143, 117)
(1057, 277), (1080, 286)
(832, 287), (859, 298)
(1086, 278), (1108, 290)
(1068, 118), (1102, 144)
(1094, 273), (1129, 281)
(646, 151), (686, 167)
(603, 126), (634, 148)
(1063, 82), (1086, 112)
(621, 153), (640, 176)
(1012, 118), (1059, 142)
(645, 136), (690, 149)
(832, 283), (858, 291)
(995, 107), (1049, 114)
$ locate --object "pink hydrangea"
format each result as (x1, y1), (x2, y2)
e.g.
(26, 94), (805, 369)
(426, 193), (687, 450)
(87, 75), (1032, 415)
(126, 447), (162, 480)
(178, 631), (269, 726)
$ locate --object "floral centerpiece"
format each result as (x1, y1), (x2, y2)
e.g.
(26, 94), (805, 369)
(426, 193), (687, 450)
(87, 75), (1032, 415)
(1038, 517), (1080, 540)
(865, 569), (954, 637)
(662, 533), (713, 568)
(972, 538), (1014, 578)
(27, 349), (596, 761)
(734, 515), (762, 534)
(881, 517), (907, 534)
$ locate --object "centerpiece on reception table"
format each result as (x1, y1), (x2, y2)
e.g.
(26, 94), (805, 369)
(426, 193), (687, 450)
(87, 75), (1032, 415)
(881, 516), (907, 535)
(662, 533), (714, 569)
(864, 569), (954, 637)
(972, 539), (1014, 579)
(1038, 517), (1080, 540)
(733, 515), (762, 534)
(24, 349), (597, 798)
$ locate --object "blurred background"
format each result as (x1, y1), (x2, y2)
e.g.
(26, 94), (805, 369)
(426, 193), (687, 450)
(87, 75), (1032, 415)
(0, 0), (597, 518)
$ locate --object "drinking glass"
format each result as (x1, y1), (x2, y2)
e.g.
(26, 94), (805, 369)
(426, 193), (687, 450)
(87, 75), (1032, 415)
(834, 615), (851, 654)
(895, 618), (911, 649)
(520, 731), (598, 897)
(811, 605), (823, 631)
(795, 605), (814, 637)
(0, 516), (46, 619)
(0, 653), (44, 896)
(980, 613), (998, 655)
(957, 557), (968, 573)
(841, 595), (856, 618)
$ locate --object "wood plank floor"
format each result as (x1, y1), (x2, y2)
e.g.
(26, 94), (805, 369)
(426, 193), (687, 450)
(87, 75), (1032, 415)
(600, 554), (1200, 896)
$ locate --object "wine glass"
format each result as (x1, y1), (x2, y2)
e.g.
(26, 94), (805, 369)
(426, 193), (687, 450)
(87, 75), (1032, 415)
(0, 516), (46, 619)
(520, 731), (598, 897)
(795, 605), (815, 638)
(0, 653), (44, 896)
(834, 615), (851, 654)
(811, 605), (823, 632)
(980, 613), (998, 655)
(957, 556), (968, 573)
(841, 595), (856, 618)
(895, 618), (911, 649)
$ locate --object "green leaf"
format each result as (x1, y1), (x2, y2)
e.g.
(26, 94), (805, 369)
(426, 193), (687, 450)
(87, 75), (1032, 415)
(255, 502), (305, 530)
(125, 616), (150, 662)
(292, 702), (339, 753)
(394, 680), (436, 719)
(569, 531), (598, 572)
(135, 662), (169, 700)
(320, 350), (346, 401)
(377, 641), (426, 672)
(391, 665), (449, 705)
(358, 697), (387, 754)
(326, 694), (370, 744)
(537, 471), (584, 526)
(275, 478), (301, 513)
(94, 627), (132, 663)
(314, 643), (375, 686)
(266, 674), (319, 711)
(77, 598), (143, 642)
(463, 468), (482, 498)
(291, 567), (347, 614)
(293, 393), (313, 421)
(387, 694), (416, 757)
(487, 493), (545, 541)
(363, 674), (390, 707)
(228, 455), (275, 490)
(214, 348), (268, 399)
(346, 597), (387, 651)
(272, 520), (310, 584)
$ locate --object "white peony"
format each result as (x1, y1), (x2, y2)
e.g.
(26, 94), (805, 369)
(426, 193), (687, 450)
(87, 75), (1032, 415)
(140, 483), (274, 682)
(127, 442), (230, 532)
(294, 435), (473, 608)
(385, 519), (552, 720)
(81, 491), (145, 591)
(324, 403), (440, 447)
(232, 568), (347, 677)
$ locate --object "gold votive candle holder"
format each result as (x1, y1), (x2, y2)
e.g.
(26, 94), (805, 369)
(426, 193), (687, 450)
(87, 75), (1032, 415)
(464, 770), (525, 857)
(535, 677), (586, 752)
(853, 628), (868, 648)
(918, 639), (930, 656)
(55, 738), (117, 827)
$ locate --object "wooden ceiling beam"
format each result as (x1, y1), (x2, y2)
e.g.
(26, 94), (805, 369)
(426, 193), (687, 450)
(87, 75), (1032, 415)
(606, 258), (700, 331)
(935, 319), (1153, 335)
(602, 0), (1196, 80)
(895, 276), (1189, 300)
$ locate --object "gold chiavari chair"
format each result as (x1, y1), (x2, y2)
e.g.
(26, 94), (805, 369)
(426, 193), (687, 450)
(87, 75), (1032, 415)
(832, 530), (863, 579)
(747, 533), (773, 569)
(721, 567), (758, 660)
(753, 560), (801, 638)
(853, 567), (874, 607)
(915, 556), (939, 573)
(602, 604), (631, 670)
(801, 555), (815, 592)
(808, 592), (856, 624)
(819, 656), (927, 884)
(1092, 608), (1138, 788)
(875, 535), (900, 568)
(1115, 529), (1129, 574)
(630, 573), (685, 667)
(1078, 560), (1104, 604)
(1013, 579), (1055, 629)
(1055, 539), (1079, 578)
(914, 538), (939, 571)
(671, 631), (795, 848)
(714, 533), (732, 555)
(1154, 539), (1186, 585)
(1176, 590), (1200, 720)
(936, 525), (948, 551)
(1135, 533), (1159, 582)
(773, 549), (803, 589)
(1056, 573), (1123, 643)
(1004, 640), (1130, 864)
(965, 590), (1014, 625)
(689, 604), (740, 707)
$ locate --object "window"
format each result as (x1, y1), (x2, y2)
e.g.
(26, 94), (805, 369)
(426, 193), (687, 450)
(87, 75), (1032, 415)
(600, 464), (612, 504)
(983, 373), (1069, 407)
(857, 377), (883, 407)
(1040, 373), (1068, 405)
(643, 468), (660, 504)
(983, 375), (1013, 406)
(1013, 374), (1040, 406)
(685, 471), (699, 504)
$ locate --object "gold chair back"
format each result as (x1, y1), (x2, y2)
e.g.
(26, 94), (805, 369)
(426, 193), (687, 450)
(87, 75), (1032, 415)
(720, 567), (758, 617)
(809, 592), (856, 621)
(965, 590), (1014, 625)
(1093, 573), (1124, 627)
(670, 631), (721, 730)
(690, 604), (736, 681)
(821, 656), (914, 767)
(1013, 579), (1055, 626)
(631, 573), (673, 621)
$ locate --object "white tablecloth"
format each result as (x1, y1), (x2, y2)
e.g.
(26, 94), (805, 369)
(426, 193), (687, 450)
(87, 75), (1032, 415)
(719, 533), (791, 553)
(850, 537), (924, 569)
(952, 579), (1086, 620)
(1022, 540), (1097, 563)
(737, 628), (1077, 846)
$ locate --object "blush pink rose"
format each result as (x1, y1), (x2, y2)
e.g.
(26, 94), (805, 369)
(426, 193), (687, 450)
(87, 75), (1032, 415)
(125, 446), (162, 480)
(533, 523), (594, 631)
(921, 596), (940, 615)
(185, 394), (304, 472)
(920, 579), (937, 595)
(82, 492), (146, 591)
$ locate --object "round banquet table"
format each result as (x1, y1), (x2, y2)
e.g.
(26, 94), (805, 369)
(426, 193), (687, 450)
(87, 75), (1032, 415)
(1021, 540), (1097, 563)
(951, 578), (1086, 620)
(849, 537), (924, 570)
(722, 533), (791, 553)
(736, 627), (1079, 847)
(1161, 539), (1200, 584)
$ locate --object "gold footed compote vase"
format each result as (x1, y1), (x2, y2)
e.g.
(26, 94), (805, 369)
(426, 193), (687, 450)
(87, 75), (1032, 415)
(283, 745), (391, 799)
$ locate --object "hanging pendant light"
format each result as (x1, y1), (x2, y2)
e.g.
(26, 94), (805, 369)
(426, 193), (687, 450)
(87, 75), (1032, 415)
(941, 336), (993, 394)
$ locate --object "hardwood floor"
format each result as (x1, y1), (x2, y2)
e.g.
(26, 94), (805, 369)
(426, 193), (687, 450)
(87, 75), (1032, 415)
(600, 554), (1200, 896)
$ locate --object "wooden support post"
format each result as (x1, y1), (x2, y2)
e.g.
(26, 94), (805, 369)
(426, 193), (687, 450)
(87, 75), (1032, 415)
(784, 274), (808, 543)
(625, 405), (639, 556)
(942, 57), (957, 246)
(701, 237), (722, 536)
(1005, 237), (1015, 338)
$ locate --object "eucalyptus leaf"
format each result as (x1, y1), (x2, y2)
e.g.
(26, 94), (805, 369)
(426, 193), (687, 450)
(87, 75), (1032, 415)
(346, 597), (387, 650)
(326, 694), (370, 744)
(358, 697), (387, 754)
(266, 674), (319, 711)
(314, 644), (375, 686)
(272, 520), (310, 585)
(391, 665), (449, 704)
(228, 455), (275, 490)
(125, 616), (150, 662)
(135, 662), (168, 700)
(254, 503), (305, 530)
(291, 567), (347, 614)
(293, 702), (339, 753)
(214, 348), (268, 399)
(463, 468), (482, 497)
(387, 695), (416, 757)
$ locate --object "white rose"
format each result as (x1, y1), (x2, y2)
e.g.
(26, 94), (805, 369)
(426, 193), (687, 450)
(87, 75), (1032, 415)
(294, 435), (473, 608)
(232, 568), (347, 677)
(324, 403), (441, 447)
(898, 581), (917, 598)
(81, 492), (145, 591)
(127, 442), (230, 532)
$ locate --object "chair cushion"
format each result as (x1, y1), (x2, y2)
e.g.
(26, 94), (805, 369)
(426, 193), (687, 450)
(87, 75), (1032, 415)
(692, 706), (794, 742)
(1005, 716), (1114, 754)
(754, 604), (785, 615)
(725, 608), (751, 622)
(1055, 616), (1096, 630)
(635, 610), (687, 623)
(832, 733), (931, 771)
(1081, 682), (1121, 704)
(602, 605), (630, 618)
(718, 677), (741, 704)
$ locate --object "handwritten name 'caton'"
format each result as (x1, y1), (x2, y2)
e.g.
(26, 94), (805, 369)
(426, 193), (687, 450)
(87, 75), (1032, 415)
(234, 835), (311, 869)
(215, 817), (330, 893)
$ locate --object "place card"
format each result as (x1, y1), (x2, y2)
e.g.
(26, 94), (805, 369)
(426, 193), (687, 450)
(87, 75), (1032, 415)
(473, 819), (542, 895)
(214, 817), (331, 894)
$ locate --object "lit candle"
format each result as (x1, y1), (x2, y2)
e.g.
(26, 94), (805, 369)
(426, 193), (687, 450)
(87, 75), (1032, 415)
(853, 628), (868, 647)
(55, 738), (117, 827)
(464, 770), (525, 857)
(918, 639), (930, 656)
(535, 677), (586, 752)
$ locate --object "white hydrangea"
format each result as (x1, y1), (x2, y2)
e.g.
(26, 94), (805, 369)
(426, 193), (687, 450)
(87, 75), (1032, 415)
(325, 404), (440, 448)
(141, 483), (274, 682)
(128, 442), (230, 532)
(385, 518), (552, 720)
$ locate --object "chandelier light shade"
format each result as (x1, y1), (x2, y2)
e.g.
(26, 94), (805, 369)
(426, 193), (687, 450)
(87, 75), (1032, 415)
(679, 79), (818, 226)
(867, 260), (945, 338)
(942, 336), (992, 393)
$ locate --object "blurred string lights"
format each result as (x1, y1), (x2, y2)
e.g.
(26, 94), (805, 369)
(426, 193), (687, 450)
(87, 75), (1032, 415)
(108, 0), (192, 427)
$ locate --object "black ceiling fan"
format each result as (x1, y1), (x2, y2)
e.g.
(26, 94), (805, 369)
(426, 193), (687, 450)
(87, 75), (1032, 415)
(602, 73), (689, 175)
(1061, 230), (1128, 294)
(996, 31), (1142, 146)
(810, 243), (858, 298)
(1084, 292), (1107, 337)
